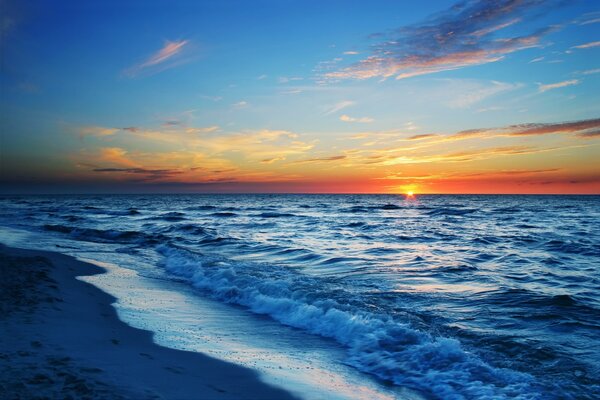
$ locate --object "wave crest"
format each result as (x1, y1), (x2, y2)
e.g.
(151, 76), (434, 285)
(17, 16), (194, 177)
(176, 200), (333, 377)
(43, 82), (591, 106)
(156, 244), (539, 399)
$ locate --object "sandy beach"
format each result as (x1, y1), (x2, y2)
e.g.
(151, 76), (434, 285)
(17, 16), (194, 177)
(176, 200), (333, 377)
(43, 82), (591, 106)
(0, 244), (297, 399)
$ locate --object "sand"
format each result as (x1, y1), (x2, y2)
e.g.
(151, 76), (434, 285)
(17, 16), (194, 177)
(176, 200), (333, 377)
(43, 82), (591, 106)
(0, 244), (298, 399)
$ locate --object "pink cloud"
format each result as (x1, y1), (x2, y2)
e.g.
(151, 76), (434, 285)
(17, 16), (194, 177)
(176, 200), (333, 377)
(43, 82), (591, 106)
(124, 40), (190, 77)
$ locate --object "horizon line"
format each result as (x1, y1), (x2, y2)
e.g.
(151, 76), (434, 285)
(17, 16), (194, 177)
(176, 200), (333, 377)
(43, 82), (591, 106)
(1, 192), (598, 196)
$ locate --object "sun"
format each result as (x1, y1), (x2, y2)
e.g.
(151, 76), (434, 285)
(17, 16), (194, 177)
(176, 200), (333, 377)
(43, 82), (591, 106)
(396, 185), (418, 198)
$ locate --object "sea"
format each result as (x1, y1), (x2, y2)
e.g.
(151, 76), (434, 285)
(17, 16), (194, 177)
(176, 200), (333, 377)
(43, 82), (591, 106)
(0, 194), (598, 399)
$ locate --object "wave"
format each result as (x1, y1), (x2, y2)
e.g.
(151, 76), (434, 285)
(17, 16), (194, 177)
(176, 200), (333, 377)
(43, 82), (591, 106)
(472, 236), (501, 245)
(379, 204), (402, 210)
(153, 211), (186, 221)
(43, 224), (164, 245)
(492, 207), (521, 213)
(341, 204), (404, 213)
(437, 264), (478, 273)
(492, 288), (588, 308)
(342, 206), (370, 213)
(165, 223), (215, 236)
(156, 245), (541, 399)
(545, 239), (600, 257)
(104, 208), (142, 216)
(255, 212), (296, 218)
(211, 212), (237, 217)
(184, 205), (217, 211)
(427, 208), (477, 216)
(318, 256), (365, 265)
(61, 215), (87, 223)
(345, 221), (367, 228)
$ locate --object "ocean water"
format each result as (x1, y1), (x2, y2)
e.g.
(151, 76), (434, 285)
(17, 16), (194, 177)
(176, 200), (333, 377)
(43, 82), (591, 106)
(1, 194), (599, 399)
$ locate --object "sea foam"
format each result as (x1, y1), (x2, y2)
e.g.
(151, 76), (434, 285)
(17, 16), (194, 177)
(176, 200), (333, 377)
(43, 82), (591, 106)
(157, 244), (540, 399)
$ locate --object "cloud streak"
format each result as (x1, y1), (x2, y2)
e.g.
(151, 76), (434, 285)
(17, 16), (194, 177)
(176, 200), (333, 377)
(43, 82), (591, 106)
(124, 40), (190, 77)
(538, 79), (579, 92)
(572, 41), (600, 49)
(324, 0), (559, 81)
(293, 155), (347, 164)
(324, 100), (355, 115)
(93, 167), (182, 181)
(348, 118), (600, 152)
(340, 114), (374, 123)
(79, 126), (119, 138)
(435, 117), (600, 141)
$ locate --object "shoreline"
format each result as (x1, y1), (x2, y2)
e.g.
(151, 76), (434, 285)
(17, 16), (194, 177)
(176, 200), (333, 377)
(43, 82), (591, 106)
(0, 243), (298, 399)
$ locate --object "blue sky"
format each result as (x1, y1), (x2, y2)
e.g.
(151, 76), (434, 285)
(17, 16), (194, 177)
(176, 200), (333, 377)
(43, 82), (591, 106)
(1, 0), (599, 193)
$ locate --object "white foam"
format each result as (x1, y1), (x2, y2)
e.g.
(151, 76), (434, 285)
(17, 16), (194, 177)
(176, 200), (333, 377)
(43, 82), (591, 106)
(157, 244), (539, 399)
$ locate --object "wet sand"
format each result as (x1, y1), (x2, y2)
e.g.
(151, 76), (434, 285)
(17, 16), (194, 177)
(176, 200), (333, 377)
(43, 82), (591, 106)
(0, 244), (297, 399)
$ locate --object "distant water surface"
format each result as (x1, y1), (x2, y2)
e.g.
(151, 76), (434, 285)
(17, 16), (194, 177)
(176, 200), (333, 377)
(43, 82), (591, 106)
(1, 194), (599, 399)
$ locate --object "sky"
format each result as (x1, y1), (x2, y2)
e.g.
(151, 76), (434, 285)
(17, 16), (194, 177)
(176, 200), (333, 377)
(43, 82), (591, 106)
(1, 0), (599, 194)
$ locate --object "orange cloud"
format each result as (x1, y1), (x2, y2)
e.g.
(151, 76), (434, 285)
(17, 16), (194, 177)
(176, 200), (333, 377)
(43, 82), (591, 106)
(293, 155), (347, 164)
(79, 126), (119, 138)
(98, 147), (139, 168)
(407, 134), (438, 140)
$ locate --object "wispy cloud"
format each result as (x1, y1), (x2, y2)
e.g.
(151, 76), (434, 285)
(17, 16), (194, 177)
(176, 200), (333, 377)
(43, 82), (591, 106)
(374, 145), (546, 166)
(379, 168), (562, 181)
(404, 121), (419, 131)
(293, 155), (347, 164)
(538, 79), (579, 92)
(162, 120), (182, 127)
(351, 117), (600, 149)
(577, 130), (600, 138)
(79, 126), (119, 138)
(185, 126), (220, 134)
(141, 40), (188, 67)
(580, 18), (600, 26)
(116, 126), (313, 162)
(572, 41), (600, 49)
(124, 40), (190, 77)
(260, 157), (286, 164)
(446, 80), (520, 108)
(93, 167), (182, 181)
(232, 101), (249, 108)
(579, 68), (600, 75)
(281, 89), (303, 95)
(408, 134), (438, 140)
(506, 119), (600, 137)
(98, 147), (139, 168)
(340, 114), (374, 123)
(477, 106), (503, 113)
(323, 0), (559, 81)
(278, 76), (303, 84)
(71, 125), (318, 185)
(577, 12), (600, 26)
(446, 118), (600, 139)
(324, 100), (355, 115)
(200, 95), (223, 102)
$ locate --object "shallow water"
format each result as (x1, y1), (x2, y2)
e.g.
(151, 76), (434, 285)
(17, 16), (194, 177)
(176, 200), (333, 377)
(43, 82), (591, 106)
(1, 194), (599, 399)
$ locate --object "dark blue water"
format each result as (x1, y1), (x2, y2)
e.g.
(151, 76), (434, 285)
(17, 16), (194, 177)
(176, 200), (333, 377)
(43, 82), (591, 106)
(1, 194), (599, 399)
